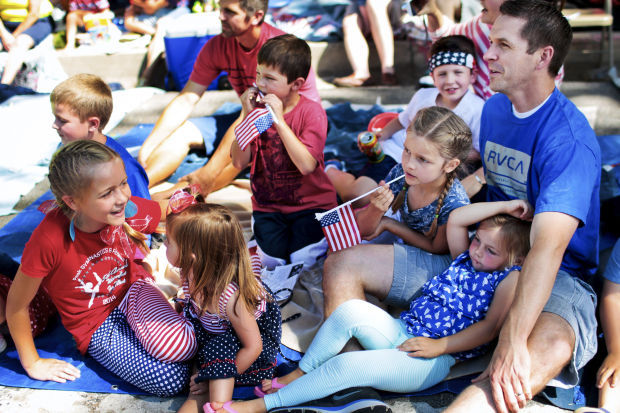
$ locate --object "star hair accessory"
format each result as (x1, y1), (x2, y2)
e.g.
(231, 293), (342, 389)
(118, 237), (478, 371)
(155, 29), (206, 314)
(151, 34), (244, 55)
(428, 51), (475, 72)
(167, 184), (201, 215)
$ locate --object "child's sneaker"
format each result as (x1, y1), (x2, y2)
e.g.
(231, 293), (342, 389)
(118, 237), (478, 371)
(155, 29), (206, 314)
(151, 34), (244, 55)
(267, 387), (391, 413)
(0, 333), (7, 353)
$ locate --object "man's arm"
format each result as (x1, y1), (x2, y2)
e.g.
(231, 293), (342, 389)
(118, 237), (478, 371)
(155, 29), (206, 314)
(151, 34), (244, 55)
(138, 80), (206, 166)
(480, 211), (578, 412)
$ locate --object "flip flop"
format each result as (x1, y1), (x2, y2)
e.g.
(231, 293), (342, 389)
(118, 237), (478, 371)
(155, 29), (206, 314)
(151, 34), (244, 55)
(203, 401), (239, 413)
(254, 377), (286, 398)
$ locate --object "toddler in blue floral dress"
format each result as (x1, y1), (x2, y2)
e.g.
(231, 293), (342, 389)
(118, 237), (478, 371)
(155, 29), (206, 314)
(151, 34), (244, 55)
(225, 199), (532, 413)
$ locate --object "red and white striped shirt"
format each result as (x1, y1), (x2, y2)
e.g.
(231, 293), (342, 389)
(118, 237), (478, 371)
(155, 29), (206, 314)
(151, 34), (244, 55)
(182, 281), (267, 334)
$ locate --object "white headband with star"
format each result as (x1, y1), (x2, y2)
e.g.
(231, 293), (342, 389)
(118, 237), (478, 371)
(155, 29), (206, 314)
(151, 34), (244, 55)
(429, 51), (475, 72)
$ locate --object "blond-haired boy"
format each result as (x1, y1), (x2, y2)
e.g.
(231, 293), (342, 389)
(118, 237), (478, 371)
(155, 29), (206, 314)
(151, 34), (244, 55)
(50, 74), (150, 199)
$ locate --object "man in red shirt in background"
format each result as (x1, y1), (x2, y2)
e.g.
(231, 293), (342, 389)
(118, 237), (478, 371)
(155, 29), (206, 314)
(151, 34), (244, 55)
(138, 0), (319, 196)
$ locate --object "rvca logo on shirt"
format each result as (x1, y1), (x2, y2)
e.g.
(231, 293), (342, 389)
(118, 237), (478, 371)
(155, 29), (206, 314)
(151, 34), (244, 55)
(484, 141), (531, 200)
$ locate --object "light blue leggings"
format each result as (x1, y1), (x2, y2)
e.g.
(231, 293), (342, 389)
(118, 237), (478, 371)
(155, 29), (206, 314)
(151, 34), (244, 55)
(264, 300), (455, 410)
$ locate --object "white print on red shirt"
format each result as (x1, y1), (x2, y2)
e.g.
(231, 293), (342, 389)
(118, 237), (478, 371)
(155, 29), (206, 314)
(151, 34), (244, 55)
(73, 247), (128, 308)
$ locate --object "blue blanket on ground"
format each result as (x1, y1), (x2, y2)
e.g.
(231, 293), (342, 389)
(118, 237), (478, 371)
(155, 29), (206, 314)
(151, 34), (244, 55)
(0, 316), (473, 397)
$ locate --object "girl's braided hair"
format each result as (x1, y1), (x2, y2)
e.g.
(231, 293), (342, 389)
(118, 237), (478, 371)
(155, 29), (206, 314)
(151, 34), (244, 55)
(391, 106), (472, 238)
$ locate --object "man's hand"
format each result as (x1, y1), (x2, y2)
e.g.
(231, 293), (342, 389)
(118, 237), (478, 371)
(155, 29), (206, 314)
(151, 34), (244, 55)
(180, 168), (215, 196)
(25, 358), (81, 383)
(473, 339), (532, 413)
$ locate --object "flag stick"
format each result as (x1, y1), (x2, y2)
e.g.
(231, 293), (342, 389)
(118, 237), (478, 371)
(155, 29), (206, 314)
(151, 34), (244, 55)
(316, 174), (405, 220)
(254, 85), (279, 125)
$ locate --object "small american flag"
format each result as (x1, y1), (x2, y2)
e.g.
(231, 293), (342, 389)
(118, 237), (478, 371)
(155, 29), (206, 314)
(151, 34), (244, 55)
(235, 107), (273, 150)
(317, 204), (361, 252)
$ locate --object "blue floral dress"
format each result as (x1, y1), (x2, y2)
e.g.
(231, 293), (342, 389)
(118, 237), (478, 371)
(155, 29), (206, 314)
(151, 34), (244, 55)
(400, 251), (520, 360)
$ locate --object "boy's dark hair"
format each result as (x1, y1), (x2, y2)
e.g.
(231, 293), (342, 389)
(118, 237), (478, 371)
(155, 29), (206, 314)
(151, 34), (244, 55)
(499, 0), (572, 77)
(50, 74), (113, 131)
(240, 0), (268, 24)
(430, 35), (476, 60)
(257, 34), (311, 83)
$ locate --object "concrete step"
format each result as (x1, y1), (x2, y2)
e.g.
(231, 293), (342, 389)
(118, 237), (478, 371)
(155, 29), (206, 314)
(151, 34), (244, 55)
(55, 31), (620, 90)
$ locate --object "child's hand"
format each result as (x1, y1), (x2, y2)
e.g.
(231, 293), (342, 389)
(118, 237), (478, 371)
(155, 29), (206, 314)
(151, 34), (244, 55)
(369, 181), (394, 213)
(504, 199), (533, 221)
(240, 87), (259, 117)
(189, 373), (209, 395)
(398, 336), (446, 359)
(25, 358), (81, 383)
(597, 352), (620, 389)
(363, 217), (389, 241)
(260, 93), (284, 123)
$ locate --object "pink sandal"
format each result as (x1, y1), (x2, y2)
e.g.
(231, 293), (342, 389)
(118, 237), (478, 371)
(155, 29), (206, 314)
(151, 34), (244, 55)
(203, 401), (239, 413)
(253, 377), (286, 398)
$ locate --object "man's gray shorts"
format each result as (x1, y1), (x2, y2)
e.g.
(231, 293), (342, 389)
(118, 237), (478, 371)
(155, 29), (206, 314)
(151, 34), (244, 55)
(543, 270), (598, 387)
(385, 243), (452, 308)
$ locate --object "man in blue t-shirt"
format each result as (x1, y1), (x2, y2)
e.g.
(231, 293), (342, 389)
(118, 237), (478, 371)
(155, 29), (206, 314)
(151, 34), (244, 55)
(446, 2), (601, 413)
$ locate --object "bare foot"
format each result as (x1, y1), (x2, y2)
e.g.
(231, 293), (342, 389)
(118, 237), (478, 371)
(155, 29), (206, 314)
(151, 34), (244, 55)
(257, 368), (305, 395)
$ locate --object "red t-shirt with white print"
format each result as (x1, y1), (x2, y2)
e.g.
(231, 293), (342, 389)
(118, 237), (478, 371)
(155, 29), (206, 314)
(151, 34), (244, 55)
(20, 196), (160, 354)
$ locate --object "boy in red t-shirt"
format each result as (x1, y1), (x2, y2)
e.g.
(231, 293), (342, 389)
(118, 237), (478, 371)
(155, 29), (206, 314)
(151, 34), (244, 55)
(231, 34), (337, 267)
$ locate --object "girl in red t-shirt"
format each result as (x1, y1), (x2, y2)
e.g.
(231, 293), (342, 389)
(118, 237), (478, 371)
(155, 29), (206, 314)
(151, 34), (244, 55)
(4, 140), (196, 396)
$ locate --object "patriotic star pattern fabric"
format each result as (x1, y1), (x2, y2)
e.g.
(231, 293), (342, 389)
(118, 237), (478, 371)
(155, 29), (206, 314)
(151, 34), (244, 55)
(428, 51), (475, 72)
(317, 204), (361, 252)
(235, 108), (273, 150)
(400, 251), (520, 360)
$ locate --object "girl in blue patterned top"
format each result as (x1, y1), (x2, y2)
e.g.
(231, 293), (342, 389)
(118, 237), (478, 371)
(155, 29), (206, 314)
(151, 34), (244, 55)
(222, 199), (531, 413)
(356, 106), (471, 291)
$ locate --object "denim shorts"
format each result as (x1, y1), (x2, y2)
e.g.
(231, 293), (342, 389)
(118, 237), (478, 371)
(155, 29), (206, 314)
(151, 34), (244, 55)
(543, 270), (598, 387)
(3, 18), (52, 47)
(385, 243), (452, 308)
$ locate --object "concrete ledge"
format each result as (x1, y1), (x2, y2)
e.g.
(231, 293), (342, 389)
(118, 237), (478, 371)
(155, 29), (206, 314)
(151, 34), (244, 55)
(56, 39), (425, 90)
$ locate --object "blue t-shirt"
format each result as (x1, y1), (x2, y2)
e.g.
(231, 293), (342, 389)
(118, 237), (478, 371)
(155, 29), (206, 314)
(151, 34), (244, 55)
(480, 89), (600, 279)
(401, 251), (520, 360)
(385, 164), (470, 233)
(105, 137), (150, 200)
(603, 239), (620, 284)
